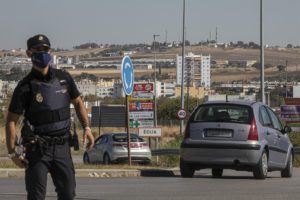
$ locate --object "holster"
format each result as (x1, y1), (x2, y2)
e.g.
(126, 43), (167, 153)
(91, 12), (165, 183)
(70, 131), (79, 151)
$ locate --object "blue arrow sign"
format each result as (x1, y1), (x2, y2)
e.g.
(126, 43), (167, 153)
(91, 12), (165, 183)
(121, 56), (134, 95)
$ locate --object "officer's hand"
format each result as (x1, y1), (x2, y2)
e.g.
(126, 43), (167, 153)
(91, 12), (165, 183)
(11, 155), (28, 168)
(83, 128), (94, 150)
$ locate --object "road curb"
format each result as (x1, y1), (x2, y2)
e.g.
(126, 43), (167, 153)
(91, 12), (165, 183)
(0, 168), (180, 178)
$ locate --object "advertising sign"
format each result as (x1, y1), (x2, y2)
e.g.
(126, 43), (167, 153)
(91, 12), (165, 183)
(133, 83), (154, 92)
(129, 111), (154, 120)
(284, 98), (300, 105)
(281, 105), (300, 123)
(131, 92), (154, 99)
(129, 102), (153, 111)
(129, 120), (154, 128)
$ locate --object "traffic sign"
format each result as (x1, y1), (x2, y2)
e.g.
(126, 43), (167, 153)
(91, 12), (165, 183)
(129, 111), (154, 120)
(129, 120), (154, 128)
(121, 56), (134, 95)
(177, 109), (186, 119)
(139, 128), (162, 137)
(133, 83), (154, 92)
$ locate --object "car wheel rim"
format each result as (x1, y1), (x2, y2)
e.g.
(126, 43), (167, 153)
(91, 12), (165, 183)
(262, 153), (268, 176)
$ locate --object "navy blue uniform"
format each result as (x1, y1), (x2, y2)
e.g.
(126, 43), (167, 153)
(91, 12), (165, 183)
(9, 67), (80, 200)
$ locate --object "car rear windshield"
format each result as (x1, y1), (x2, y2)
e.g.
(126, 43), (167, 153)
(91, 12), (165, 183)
(112, 134), (144, 142)
(192, 104), (252, 124)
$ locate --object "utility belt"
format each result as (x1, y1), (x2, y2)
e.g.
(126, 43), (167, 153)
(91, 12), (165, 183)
(38, 135), (70, 145)
(21, 119), (79, 155)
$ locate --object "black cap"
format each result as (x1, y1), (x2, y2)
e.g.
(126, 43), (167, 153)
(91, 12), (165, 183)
(27, 34), (51, 50)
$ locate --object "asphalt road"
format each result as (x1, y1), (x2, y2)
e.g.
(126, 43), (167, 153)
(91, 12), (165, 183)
(0, 168), (299, 200)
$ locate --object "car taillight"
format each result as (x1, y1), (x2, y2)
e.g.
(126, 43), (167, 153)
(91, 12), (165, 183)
(142, 143), (148, 147)
(184, 121), (190, 139)
(248, 117), (258, 141)
(112, 143), (123, 147)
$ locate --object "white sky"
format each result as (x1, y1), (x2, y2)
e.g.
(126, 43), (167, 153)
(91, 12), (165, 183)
(0, 0), (299, 49)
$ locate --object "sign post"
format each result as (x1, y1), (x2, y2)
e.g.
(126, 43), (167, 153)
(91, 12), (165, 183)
(121, 56), (134, 166)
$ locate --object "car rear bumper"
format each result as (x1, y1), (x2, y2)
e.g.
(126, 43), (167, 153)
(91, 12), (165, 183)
(180, 140), (262, 167)
(111, 151), (152, 163)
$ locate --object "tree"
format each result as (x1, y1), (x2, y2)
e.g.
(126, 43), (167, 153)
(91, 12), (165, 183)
(286, 44), (293, 48)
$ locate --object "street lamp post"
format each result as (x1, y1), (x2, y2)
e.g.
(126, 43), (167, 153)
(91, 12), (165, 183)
(180, 0), (186, 135)
(260, 0), (265, 103)
(286, 60), (288, 97)
(153, 34), (160, 128)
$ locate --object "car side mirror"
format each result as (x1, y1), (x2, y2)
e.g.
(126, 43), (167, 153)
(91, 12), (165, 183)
(282, 126), (292, 134)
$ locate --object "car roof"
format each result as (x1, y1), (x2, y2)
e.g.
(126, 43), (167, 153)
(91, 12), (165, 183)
(203, 100), (259, 106)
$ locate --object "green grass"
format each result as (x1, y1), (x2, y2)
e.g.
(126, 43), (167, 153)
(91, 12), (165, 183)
(157, 136), (182, 167)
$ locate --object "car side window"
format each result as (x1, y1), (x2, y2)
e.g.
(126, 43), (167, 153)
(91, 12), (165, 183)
(99, 136), (108, 144)
(259, 106), (272, 127)
(266, 107), (283, 131)
(94, 136), (103, 145)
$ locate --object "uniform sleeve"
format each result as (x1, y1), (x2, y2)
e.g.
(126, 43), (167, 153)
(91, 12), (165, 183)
(8, 84), (26, 115)
(65, 72), (80, 100)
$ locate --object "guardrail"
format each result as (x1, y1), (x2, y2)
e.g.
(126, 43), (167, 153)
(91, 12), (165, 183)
(152, 147), (300, 155)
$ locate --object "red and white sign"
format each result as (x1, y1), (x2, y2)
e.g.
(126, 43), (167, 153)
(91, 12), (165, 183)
(177, 109), (186, 119)
(285, 98), (300, 105)
(129, 102), (153, 111)
(133, 83), (154, 92)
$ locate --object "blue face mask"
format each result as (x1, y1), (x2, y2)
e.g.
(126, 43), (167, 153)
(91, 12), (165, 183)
(31, 52), (52, 68)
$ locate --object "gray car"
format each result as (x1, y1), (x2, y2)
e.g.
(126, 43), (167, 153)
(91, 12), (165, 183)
(180, 100), (293, 179)
(83, 133), (152, 164)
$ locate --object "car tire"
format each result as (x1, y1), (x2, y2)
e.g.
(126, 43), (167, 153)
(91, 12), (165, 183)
(253, 150), (268, 179)
(103, 153), (111, 165)
(281, 152), (293, 178)
(180, 158), (195, 178)
(83, 153), (90, 164)
(212, 168), (223, 178)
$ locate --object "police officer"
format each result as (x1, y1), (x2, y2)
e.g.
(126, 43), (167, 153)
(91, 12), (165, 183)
(5, 34), (94, 200)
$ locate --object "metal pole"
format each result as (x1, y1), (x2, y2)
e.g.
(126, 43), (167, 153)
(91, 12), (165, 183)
(180, 0), (186, 135)
(286, 60), (288, 97)
(260, 0), (265, 103)
(153, 34), (159, 128)
(125, 95), (131, 166)
(153, 34), (160, 164)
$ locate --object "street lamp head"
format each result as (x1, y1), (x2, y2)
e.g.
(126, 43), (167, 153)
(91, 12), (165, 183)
(153, 34), (160, 40)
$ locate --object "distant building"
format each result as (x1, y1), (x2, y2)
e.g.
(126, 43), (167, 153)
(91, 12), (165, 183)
(174, 85), (205, 99)
(228, 60), (256, 67)
(205, 94), (256, 102)
(76, 79), (96, 96)
(155, 81), (175, 97)
(176, 52), (211, 88)
(293, 85), (300, 98)
(76, 79), (123, 98)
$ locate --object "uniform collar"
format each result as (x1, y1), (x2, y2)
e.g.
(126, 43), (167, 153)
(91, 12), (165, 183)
(30, 66), (54, 81)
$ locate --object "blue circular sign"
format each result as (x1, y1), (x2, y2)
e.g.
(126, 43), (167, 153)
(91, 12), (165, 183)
(121, 56), (134, 95)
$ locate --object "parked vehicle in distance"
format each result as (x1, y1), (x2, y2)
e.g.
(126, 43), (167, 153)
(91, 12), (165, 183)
(180, 100), (293, 179)
(83, 133), (152, 164)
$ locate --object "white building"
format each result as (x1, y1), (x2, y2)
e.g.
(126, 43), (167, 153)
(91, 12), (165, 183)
(76, 79), (97, 96)
(156, 81), (175, 97)
(200, 55), (211, 88)
(176, 53), (211, 88)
